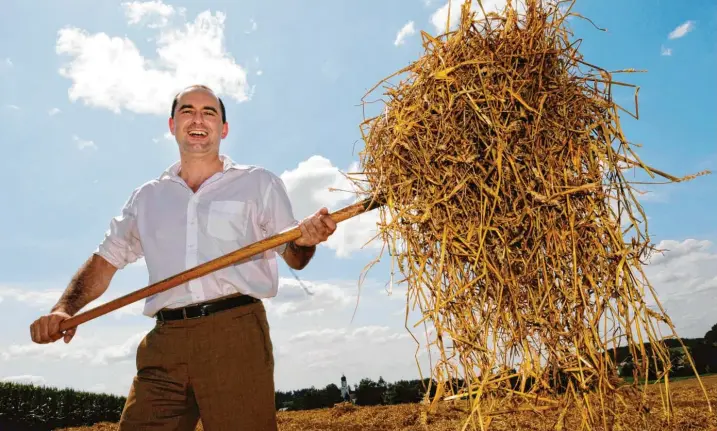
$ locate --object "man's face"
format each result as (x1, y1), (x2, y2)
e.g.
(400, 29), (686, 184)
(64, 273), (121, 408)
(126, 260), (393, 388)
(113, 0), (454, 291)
(168, 88), (228, 156)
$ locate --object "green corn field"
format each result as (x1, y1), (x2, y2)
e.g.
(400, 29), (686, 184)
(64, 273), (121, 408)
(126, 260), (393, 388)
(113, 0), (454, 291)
(0, 381), (125, 430)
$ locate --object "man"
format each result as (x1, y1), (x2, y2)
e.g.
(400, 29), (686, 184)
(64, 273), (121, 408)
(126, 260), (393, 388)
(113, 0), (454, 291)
(29, 84), (336, 430)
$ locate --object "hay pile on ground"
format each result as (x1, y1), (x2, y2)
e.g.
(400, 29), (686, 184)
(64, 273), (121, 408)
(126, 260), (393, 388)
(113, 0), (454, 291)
(351, 0), (711, 429)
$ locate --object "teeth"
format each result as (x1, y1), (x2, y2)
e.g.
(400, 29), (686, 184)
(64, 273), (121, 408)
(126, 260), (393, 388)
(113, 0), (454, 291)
(189, 130), (207, 136)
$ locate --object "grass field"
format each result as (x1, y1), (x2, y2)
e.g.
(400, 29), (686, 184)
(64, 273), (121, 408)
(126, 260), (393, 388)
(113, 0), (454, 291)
(58, 375), (717, 431)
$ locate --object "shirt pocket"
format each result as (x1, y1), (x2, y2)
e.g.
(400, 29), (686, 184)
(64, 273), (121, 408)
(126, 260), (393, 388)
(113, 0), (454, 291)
(207, 200), (249, 240)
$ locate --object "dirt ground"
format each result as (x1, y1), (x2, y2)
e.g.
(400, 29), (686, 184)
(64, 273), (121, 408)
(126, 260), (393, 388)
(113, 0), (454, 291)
(60, 375), (717, 431)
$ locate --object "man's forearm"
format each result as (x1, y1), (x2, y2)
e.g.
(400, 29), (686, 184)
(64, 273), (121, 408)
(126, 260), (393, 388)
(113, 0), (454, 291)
(282, 241), (316, 270)
(52, 254), (117, 316)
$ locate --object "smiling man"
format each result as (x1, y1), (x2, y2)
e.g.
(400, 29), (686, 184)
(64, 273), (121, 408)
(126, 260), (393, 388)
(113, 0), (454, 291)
(29, 84), (337, 430)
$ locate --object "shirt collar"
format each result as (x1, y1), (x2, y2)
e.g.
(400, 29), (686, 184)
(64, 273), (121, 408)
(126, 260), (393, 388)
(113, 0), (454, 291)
(159, 154), (240, 181)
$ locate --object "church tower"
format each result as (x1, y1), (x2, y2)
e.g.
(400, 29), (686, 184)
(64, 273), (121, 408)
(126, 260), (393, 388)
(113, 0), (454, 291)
(340, 374), (351, 402)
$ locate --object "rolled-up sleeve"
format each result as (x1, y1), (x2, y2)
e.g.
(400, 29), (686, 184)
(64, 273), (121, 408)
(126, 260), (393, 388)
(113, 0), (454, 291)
(260, 172), (298, 254)
(95, 188), (144, 269)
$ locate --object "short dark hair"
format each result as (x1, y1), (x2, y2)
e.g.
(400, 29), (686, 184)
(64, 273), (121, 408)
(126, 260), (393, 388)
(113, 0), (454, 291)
(170, 85), (226, 123)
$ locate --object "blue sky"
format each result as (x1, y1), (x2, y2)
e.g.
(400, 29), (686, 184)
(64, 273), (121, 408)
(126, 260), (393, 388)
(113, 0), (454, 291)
(0, 0), (715, 397)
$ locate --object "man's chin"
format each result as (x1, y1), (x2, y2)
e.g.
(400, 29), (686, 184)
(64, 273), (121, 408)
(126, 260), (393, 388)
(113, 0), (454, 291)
(181, 142), (216, 153)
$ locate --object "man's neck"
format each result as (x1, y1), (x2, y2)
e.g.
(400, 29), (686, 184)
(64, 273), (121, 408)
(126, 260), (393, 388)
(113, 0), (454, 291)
(178, 154), (224, 192)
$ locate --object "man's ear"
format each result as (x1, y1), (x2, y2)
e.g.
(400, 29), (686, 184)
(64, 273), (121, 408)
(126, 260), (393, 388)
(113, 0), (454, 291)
(168, 117), (176, 135)
(221, 122), (229, 139)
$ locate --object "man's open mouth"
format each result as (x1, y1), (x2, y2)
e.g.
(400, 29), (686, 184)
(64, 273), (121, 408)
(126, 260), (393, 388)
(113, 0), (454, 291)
(188, 130), (208, 137)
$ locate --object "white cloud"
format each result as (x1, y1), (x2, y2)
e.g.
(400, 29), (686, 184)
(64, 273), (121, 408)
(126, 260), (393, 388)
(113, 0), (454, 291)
(0, 285), (62, 309)
(88, 383), (107, 393)
(1, 330), (148, 366)
(351, 325), (390, 339)
(647, 238), (712, 267)
(274, 322), (425, 388)
(92, 331), (148, 365)
(5, 104), (20, 110)
(153, 131), (175, 143)
(1, 375), (46, 385)
(668, 20), (695, 39)
(280, 155), (356, 219)
(0, 279), (144, 317)
(289, 328), (348, 344)
(73, 134), (96, 150)
(289, 325), (392, 345)
(266, 277), (356, 317)
(280, 155), (382, 258)
(122, 0), (179, 28)
(56, 3), (250, 115)
(245, 18), (258, 34)
(325, 212), (382, 258)
(394, 21), (416, 46)
(374, 332), (412, 344)
(429, 0), (562, 33)
(4, 58), (12, 67)
(643, 239), (717, 338)
(430, 0), (463, 33)
(660, 46), (672, 56)
(430, 0), (506, 33)
(48, 107), (61, 116)
(1, 341), (93, 363)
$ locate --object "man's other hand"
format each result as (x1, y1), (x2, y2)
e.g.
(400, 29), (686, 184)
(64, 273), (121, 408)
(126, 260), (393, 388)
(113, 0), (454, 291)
(294, 207), (337, 247)
(30, 311), (76, 344)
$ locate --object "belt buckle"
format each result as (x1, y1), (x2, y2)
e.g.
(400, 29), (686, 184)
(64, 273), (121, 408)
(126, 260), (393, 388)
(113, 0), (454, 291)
(183, 305), (207, 320)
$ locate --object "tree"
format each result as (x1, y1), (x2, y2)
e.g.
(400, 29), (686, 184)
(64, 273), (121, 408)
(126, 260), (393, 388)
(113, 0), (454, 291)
(321, 383), (343, 406)
(704, 324), (717, 346)
(384, 380), (423, 405)
(354, 378), (387, 406)
(275, 390), (293, 410)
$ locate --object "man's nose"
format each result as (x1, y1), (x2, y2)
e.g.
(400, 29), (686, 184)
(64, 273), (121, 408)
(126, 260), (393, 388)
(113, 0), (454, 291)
(191, 111), (206, 123)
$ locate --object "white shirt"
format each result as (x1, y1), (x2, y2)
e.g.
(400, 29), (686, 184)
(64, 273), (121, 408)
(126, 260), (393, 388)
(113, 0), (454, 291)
(95, 154), (298, 317)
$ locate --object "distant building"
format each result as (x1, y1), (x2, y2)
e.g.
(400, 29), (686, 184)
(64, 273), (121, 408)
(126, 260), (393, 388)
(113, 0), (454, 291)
(340, 374), (356, 404)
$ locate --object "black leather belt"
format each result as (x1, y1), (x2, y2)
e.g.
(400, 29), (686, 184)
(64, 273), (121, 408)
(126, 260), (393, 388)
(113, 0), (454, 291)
(155, 294), (259, 322)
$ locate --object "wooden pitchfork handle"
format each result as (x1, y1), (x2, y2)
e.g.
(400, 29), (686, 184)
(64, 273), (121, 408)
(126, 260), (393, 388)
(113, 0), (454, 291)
(59, 195), (383, 332)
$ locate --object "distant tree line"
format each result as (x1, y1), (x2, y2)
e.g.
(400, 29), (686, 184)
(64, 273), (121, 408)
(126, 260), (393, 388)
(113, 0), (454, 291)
(612, 323), (717, 380)
(0, 381), (125, 431)
(274, 377), (452, 411)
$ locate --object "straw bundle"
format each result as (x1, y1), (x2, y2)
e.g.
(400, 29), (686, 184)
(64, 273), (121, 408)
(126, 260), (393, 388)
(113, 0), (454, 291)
(350, 0), (711, 428)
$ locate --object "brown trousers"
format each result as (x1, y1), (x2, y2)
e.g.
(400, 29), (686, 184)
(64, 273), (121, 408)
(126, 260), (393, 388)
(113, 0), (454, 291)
(118, 299), (278, 431)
